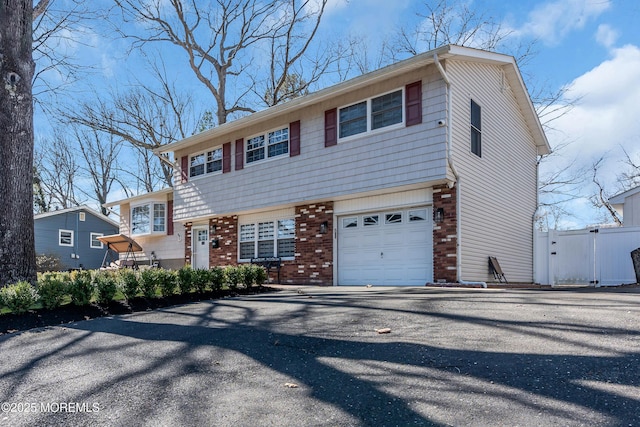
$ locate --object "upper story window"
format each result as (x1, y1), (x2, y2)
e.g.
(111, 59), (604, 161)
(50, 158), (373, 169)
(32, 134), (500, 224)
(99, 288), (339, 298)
(131, 202), (167, 235)
(471, 99), (482, 157)
(339, 89), (403, 139)
(246, 127), (289, 164)
(190, 147), (222, 178)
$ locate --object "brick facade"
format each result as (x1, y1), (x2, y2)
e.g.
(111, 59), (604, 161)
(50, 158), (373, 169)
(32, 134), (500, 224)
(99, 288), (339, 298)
(182, 206), (334, 285)
(184, 222), (192, 265)
(283, 202), (334, 285)
(209, 216), (239, 266)
(432, 183), (458, 282)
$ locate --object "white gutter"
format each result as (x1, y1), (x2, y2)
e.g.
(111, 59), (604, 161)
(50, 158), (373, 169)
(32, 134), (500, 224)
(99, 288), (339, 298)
(433, 53), (487, 288)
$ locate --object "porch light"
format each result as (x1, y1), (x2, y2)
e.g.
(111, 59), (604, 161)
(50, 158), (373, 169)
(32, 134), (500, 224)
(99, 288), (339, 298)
(434, 208), (445, 224)
(319, 221), (329, 234)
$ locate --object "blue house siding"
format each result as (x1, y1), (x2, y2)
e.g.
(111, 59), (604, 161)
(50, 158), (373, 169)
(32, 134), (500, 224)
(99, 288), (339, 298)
(34, 207), (119, 270)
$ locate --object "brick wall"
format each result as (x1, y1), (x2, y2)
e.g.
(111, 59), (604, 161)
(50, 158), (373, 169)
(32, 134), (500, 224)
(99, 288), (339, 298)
(278, 202), (334, 285)
(183, 205), (334, 285)
(184, 222), (192, 265)
(433, 184), (458, 282)
(210, 216), (239, 266)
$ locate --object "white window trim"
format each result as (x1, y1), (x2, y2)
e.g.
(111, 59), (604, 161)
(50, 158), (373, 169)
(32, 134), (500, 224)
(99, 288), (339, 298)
(189, 146), (224, 179)
(130, 201), (167, 236)
(90, 232), (104, 249)
(245, 125), (290, 167)
(338, 87), (405, 142)
(59, 229), (74, 247)
(238, 217), (295, 262)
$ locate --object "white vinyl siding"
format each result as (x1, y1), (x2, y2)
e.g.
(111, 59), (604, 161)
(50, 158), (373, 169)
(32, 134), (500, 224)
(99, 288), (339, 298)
(449, 60), (537, 282)
(173, 66), (446, 221)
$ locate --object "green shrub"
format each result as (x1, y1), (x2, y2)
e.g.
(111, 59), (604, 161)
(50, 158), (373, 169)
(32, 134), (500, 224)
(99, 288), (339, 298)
(210, 266), (225, 291)
(193, 269), (211, 293)
(94, 271), (118, 305)
(224, 265), (242, 290)
(37, 273), (67, 309)
(158, 269), (177, 297)
(254, 265), (268, 286)
(177, 265), (194, 294)
(239, 264), (256, 289)
(68, 271), (95, 306)
(139, 268), (159, 299)
(0, 281), (39, 314)
(119, 269), (139, 301)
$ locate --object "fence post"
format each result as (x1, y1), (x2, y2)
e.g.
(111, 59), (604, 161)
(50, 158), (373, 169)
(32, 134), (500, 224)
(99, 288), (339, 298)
(632, 248), (640, 284)
(548, 229), (556, 287)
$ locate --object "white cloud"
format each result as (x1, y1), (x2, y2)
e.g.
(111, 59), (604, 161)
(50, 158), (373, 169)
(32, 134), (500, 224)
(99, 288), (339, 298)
(595, 23), (619, 48)
(542, 44), (640, 227)
(549, 44), (640, 158)
(517, 0), (611, 45)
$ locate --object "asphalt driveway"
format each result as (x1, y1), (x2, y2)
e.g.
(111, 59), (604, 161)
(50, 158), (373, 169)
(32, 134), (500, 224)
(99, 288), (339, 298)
(1, 285), (639, 426)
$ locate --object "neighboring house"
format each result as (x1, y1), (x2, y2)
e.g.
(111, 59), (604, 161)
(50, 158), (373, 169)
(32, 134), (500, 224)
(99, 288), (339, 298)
(105, 44), (550, 285)
(34, 206), (119, 270)
(610, 185), (640, 226)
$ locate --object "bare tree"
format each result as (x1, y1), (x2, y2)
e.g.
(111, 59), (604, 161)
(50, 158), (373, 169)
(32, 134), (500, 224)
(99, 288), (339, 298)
(61, 60), (196, 189)
(36, 132), (83, 210)
(589, 156), (623, 226)
(395, 0), (512, 57)
(32, 0), (96, 113)
(0, 0), (37, 285)
(619, 147), (640, 189)
(111, 0), (331, 125)
(76, 128), (123, 216)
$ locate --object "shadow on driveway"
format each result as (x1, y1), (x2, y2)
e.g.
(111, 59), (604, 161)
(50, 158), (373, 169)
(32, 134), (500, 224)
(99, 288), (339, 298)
(1, 287), (639, 426)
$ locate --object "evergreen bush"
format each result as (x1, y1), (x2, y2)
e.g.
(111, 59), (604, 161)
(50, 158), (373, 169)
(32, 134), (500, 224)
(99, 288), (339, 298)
(0, 281), (39, 314)
(177, 265), (194, 294)
(118, 269), (139, 301)
(158, 269), (177, 297)
(68, 271), (95, 306)
(94, 271), (118, 305)
(37, 273), (67, 309)
(210, 266), (225, 291)
(139, 268), (159, 299)
(193, 269), (211, 293)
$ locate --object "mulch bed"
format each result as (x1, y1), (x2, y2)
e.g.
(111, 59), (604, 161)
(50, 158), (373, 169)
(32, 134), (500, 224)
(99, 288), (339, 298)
(0, 286), (279, 337)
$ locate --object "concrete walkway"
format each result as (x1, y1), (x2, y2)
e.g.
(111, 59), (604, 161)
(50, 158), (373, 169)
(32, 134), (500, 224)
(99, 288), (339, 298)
(1, 286), (639, 426)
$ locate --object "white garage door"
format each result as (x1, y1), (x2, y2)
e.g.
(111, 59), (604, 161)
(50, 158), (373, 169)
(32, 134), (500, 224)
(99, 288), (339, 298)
(337, 207), (433, 286)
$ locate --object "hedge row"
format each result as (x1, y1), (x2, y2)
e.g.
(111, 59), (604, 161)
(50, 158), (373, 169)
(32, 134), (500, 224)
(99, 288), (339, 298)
(0, 264), (268, 315)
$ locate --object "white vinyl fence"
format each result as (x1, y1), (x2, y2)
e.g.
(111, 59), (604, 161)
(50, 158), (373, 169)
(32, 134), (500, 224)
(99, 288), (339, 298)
(535, 226), (640, 286)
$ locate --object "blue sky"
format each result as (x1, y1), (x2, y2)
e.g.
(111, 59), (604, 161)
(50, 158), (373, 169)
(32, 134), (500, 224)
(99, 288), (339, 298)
(37, 0), (640, 229)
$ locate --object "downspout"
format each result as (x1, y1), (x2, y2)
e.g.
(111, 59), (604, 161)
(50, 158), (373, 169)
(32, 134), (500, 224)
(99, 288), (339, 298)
(433, 53), (487, 288)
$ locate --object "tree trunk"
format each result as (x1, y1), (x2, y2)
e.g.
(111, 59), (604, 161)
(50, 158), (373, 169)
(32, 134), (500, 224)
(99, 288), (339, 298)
(0, 1), (37, 285)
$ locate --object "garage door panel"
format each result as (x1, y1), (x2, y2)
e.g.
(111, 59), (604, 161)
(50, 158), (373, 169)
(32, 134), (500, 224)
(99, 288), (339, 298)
(338, 206), (433, 286)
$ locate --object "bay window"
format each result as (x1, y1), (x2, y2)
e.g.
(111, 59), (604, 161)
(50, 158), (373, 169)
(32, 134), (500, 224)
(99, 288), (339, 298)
(132, 202), (167, 235)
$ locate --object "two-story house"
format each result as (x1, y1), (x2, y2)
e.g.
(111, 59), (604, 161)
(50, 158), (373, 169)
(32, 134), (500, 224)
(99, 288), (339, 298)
(105, 44), (550, 285)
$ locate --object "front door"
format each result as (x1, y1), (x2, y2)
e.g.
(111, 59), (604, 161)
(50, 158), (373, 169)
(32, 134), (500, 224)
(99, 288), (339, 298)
(192, 226), (209, 270)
